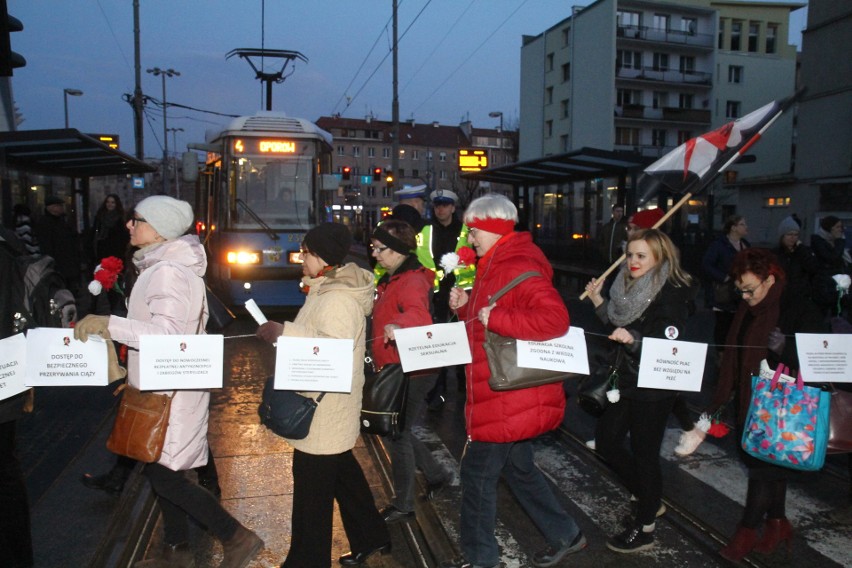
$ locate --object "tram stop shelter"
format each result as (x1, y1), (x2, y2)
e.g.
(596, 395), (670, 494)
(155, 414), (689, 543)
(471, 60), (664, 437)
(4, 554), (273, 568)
(0, 128), (155, 229)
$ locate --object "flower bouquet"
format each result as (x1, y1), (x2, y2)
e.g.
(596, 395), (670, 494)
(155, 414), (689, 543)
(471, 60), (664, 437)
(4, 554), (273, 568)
(88, 256), (125, 296)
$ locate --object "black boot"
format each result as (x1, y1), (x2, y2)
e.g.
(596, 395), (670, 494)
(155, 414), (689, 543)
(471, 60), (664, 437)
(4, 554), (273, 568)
(81, 464), (130, 495)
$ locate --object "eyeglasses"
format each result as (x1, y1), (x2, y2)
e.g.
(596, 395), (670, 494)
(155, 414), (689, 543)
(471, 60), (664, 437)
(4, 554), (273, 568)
(735, 279), (766, 298)
(130, 216), (147, 226)
(299, 247), (313, 257)
(371, 244), (389, 254)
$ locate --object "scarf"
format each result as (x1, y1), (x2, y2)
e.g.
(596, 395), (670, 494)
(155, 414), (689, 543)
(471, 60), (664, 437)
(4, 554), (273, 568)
(607, 261), (671, 327)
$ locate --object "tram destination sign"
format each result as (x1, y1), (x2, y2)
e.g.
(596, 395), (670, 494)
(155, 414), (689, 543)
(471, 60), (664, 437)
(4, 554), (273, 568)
(459, 149), (488, 172)
(233, 138), (297, 154)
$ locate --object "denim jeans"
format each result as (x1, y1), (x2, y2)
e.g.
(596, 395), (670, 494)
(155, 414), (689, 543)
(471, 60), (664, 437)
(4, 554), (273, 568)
(385, 373), (447, 512)
(459, 439), (580, 566)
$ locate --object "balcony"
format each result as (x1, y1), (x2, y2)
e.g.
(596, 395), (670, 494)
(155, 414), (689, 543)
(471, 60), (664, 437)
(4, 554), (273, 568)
(614, 105), (710, 125)
(617, 24), (714, 49)
(661, 107), (711, 123)
(616, 65), (712, 87)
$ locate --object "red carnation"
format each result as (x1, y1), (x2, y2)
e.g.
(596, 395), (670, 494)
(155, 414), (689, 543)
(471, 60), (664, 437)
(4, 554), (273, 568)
(457, 246), (477, 266)
(707, 420), (731, 438)
(100, 256), (124, 274)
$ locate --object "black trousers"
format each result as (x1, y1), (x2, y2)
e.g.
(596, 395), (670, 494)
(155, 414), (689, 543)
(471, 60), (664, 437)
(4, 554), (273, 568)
(0, 420), (33, 568)
(282, 449), (389, 568)
(595, 395), (676, 525)
(143, 462), (238, 546)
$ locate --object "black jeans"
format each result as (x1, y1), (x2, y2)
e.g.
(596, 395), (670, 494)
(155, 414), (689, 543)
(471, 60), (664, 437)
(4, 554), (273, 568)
(595, 395), (676, 525)
(143, 462), (238, 546)
(0, 420), (33, 568)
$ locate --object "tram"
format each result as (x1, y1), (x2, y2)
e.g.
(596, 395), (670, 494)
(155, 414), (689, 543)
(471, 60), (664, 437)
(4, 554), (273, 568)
(195, 111), (337, 307)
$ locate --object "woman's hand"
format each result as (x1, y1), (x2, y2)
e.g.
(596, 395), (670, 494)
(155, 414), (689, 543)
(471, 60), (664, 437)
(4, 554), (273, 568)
(256, 321), (284, 344)
(384, 324), (400, 344)
(585, 278), (604, 307)
(608, 327), (634, 345)
(449, 287), (469, 311)
(478, 304), (495, 328)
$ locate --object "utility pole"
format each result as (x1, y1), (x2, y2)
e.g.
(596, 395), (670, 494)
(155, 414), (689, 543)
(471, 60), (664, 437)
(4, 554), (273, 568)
(132, 0), (144, 159)
(391, 0), (399, 191)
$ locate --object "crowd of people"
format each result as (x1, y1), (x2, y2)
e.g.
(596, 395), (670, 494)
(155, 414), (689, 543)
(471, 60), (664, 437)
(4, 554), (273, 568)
(2, 189), (850, 568)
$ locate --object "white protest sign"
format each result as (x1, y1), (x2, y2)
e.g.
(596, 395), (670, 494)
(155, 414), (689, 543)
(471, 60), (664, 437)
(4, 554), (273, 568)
(0, 334), (28, 400)
(25, 328), (108, 387)
(637, 337), (707, 392)
(245, 299), (268, 325)
(139, 335), (224, 390)
(393, 322), (471, 373)
(275, 336), (354, 392)
(517, 327), (590, 375)
(796, 333), (852, 383)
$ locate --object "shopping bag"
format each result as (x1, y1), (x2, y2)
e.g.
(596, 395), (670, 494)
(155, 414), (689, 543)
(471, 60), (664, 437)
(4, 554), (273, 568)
(741, 361), (830, 471)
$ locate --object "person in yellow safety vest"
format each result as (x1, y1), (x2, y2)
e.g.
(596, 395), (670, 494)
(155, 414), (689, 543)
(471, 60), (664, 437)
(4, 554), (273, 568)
(423, 189), (475, 410)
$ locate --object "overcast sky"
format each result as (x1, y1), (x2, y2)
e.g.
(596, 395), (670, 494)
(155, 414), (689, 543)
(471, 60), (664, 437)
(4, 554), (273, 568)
(9, 0), (807, 160)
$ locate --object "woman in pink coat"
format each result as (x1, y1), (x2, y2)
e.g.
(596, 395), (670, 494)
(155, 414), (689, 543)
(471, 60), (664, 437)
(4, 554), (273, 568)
(75, 196), (262, 568)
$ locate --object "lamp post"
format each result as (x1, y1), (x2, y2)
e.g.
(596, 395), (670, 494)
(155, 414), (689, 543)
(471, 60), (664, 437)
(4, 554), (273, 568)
(489, 111), (504, 166)
(146, 67), (180, 195)
(63, 88), (83, 128)
(167, 127), (184, 198)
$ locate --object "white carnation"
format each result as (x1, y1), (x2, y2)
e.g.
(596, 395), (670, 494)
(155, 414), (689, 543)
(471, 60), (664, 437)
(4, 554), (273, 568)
(440, 252), (460, 273)
(696, 412), (712, 433)
(833, 274), (851, 292)
(88, 280), (104, 295)
(606, 389), (621, 403)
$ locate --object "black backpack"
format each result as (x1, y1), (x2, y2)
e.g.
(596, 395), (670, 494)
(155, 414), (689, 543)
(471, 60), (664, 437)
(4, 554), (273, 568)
(12, 253), (76, 332)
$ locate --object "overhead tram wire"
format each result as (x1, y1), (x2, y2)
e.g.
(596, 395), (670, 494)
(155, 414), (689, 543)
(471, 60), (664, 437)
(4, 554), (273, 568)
(411, 0), (530, 116)
(330, 20), (391, 116)
(337, 0), (433, 116)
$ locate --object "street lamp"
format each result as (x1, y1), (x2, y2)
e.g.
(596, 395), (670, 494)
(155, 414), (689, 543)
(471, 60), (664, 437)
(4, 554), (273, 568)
(167, 127), (184, 198)
(147, 67), (180, 195)
(63, 88), (83, 128)
(489, 111), (504, 166)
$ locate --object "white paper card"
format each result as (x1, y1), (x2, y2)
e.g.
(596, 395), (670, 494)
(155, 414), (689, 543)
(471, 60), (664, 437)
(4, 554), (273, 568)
(274, 337), (354, 392)
(393, 322), (472, 373)
(796, 333), (852, 383)
(138, 335), (224, 390)
(516, 327), (590, 375)
(245, 299), (268, 325)
(637, 337), (707, 392)
(0, 334), (28, 400)
(25, 328), (108, 387)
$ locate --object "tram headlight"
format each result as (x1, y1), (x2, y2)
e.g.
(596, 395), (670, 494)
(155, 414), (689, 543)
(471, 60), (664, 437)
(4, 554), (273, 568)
(288, 251), (304, 264)
(226, 250), (262, 265)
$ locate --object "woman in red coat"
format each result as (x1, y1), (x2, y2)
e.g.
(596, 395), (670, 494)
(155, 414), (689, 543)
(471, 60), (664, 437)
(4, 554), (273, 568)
(444, 194), (585, 568)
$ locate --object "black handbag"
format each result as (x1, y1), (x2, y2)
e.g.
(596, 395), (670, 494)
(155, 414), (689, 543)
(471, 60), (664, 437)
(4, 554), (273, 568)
(484, 272), (571, 391)
(360, 359), (407, 439)
(205, 284), (236, 333)
(576, 339), (624, 417)
(258, 376), (324, 440)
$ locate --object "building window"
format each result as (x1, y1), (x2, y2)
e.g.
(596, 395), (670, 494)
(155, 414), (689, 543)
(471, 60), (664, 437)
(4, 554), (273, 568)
(546, 53), (554, 72)
(679, 55), (695, 74)
(617, 50), (642, 70)
(562, 62), (570, 82)
(545, 86), (553, 105)
(560, 134), (570, 152)
(382, 147), (391, 158)
(652, 52), (669, 71)
(765, 196), (791, 207)
(337, 145), (345, 156)
(766, 24), (778, 53)
(427, 151), (433, 161)
(439, 170), (447, 181)
(615, 127), (640, 146)
(718, 19), (725, 49)
(617, 10), (640, 28)
(679, 93), (694, 109)
(545, 120), (553, 138)
(367, 186), (375, 197)
(399, 149), (406, 159)
(677, 130), (693, 144)
(652, 129), (667, 147)
(562, 27), (570, 47)
(352, 146), (360, 157)
(653, 14), (669, 31)
(382, 186), (390, 198)
(560, 98), (570, 118)
(398, 168), (405, 178)
(652, 91), (668, 109)
(731, 21), (742, 50)
(728, 65), (743, 83)
(748, 22), (759, 52)
(412, 149), (419, 160)
(439, 152), (447, 162)
(617, 89), (641, 106)
(682, 17), (697, 36)
(726, 100), (741, 119)
(367, 147), (375, 158)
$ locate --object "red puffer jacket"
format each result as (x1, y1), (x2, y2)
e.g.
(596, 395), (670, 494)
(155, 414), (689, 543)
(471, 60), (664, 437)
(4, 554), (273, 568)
(371, 255), (435, 369)
(456, 232), (569, 443)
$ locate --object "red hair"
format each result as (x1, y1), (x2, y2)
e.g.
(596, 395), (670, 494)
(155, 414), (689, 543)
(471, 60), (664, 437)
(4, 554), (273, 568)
(729, 248), (785, 285)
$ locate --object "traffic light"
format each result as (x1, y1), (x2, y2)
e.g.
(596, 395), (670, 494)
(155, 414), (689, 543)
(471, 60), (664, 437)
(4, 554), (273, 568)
(372, 167), (382, 182)
(342, 166), (351, 180)
(0, 0), (26, 77)
(385, 169), (394, 190)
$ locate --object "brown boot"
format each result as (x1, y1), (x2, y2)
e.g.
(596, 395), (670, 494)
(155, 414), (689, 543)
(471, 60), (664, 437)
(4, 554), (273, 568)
(719, 525), (758, 562)
(219, 524), (264, 568)
(135, 542), (196, 568)
(753, 517), (793, 555)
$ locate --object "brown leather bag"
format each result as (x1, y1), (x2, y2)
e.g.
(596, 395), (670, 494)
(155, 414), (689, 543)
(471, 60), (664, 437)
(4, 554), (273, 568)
(828, 386), (852, 454)
(106, 384), (174, 463)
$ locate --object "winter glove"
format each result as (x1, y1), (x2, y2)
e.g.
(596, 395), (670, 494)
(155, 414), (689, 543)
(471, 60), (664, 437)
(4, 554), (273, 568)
(767, 326), (786, 355)
(106, 339), (127, 383)
(256, 321), (285, 345)
(74, 315), (111, 342)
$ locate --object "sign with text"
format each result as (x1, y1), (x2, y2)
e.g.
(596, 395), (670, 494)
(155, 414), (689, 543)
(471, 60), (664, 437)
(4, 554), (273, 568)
(517, 327), (590, 375)
(796, 333), (852, 383)
(637, 337), (707, 392)
(139, 335), (224, 390)
(275, 337), (354, 392)
(393, 322), (471, 373)
(25, 328), (108, 387)
(0, 334), (28, 401)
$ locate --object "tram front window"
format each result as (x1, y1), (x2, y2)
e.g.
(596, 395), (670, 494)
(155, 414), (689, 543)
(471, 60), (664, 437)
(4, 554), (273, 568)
(231, 156), (314, 230)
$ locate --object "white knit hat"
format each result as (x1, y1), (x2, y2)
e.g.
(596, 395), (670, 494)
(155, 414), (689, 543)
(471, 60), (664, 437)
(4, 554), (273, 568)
(134, 196), (194, 240)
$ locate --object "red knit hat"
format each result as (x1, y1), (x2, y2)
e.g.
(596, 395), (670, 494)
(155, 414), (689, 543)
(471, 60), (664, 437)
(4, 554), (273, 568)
(630, 208), (664, 229)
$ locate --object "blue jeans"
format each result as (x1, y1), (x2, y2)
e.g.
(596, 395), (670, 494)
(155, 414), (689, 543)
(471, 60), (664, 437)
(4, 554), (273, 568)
(459, 439), (580, 566)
